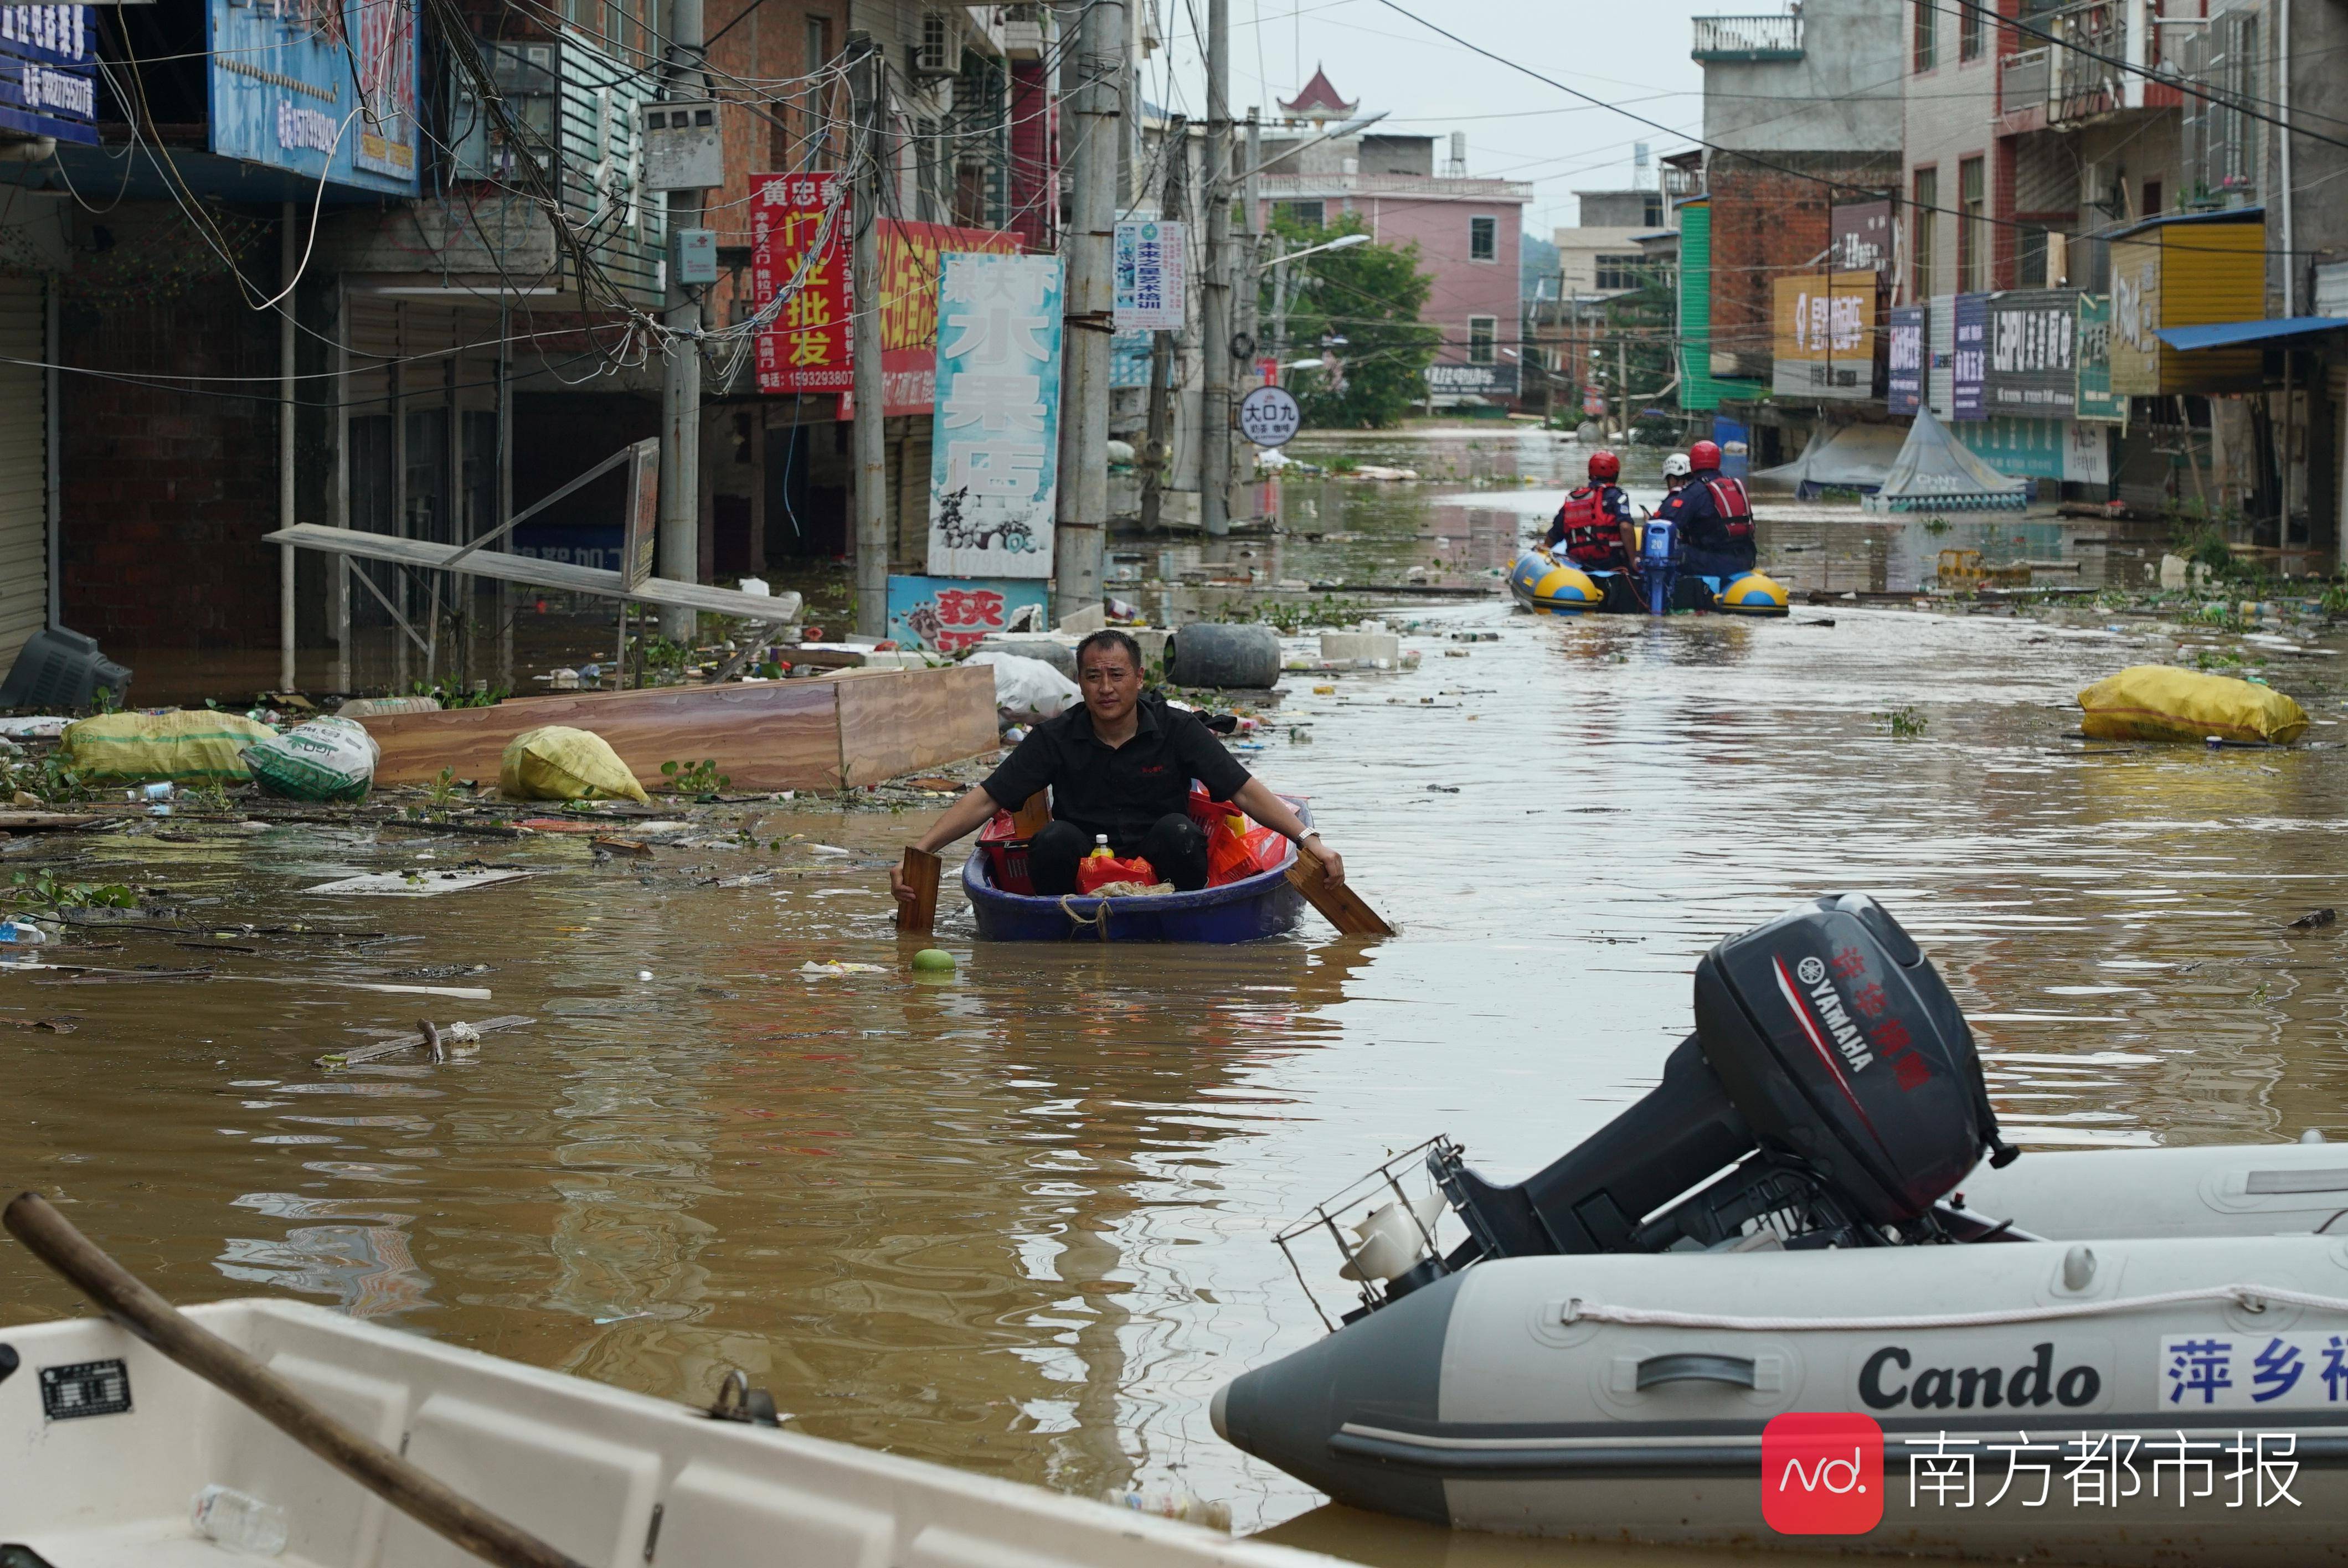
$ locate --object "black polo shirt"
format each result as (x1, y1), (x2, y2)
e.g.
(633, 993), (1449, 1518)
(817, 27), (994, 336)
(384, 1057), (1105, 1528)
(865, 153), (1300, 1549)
(981, 695), (1252, 849)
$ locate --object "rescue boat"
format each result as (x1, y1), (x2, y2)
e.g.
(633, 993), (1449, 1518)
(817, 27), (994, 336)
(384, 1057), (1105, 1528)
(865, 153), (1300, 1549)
(1216, 893), (2348, 1564)
(1506, 547), (1793, 618)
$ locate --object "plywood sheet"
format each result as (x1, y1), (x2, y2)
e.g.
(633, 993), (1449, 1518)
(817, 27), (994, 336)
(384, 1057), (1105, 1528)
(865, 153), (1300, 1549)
(361, 680), (845, 792)
(835, 666), (999, 787)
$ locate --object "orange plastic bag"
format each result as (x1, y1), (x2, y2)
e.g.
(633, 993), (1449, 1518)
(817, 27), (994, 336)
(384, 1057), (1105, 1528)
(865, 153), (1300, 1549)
(1078, 852), (1157, 892)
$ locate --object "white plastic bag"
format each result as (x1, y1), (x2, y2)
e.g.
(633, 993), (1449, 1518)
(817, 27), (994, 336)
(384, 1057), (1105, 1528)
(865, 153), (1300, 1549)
(967, 652), (1081, 723)
(242, 715), (379, 802)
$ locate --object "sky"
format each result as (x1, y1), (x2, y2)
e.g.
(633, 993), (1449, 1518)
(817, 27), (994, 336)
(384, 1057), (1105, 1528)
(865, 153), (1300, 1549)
(1141, 0), (1714, 239)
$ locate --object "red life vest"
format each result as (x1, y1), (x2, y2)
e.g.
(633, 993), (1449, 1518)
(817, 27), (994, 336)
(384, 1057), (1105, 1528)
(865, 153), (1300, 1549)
(1700, 476), (1753, 543)
(1554, 486), (1626, 570)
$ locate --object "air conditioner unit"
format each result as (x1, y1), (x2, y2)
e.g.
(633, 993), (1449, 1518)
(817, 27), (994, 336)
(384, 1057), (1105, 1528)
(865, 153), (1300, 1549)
(913, 11), (956, 77)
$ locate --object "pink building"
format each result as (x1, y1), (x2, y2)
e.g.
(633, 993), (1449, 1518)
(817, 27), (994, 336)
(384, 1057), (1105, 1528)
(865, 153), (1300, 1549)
(1253, 70), (1533, 404)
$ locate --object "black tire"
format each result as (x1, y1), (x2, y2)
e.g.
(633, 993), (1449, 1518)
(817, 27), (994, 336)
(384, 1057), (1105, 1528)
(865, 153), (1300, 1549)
(1165, 623), (1280, 689)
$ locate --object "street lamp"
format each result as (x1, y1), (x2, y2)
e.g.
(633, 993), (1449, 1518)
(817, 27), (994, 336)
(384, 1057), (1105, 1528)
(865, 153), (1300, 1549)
(1253, 231), (1370, 272)
(1233, 111), (1391, 183)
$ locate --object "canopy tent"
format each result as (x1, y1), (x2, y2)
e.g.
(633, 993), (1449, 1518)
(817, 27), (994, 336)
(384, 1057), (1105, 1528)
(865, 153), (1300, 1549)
(1863, 408), (2030, 513)
(1749, 422), (1908, 497)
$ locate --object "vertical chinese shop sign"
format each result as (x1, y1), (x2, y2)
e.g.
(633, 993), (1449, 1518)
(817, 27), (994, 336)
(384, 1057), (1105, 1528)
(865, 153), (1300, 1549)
(926, 251), (1065, 580)
(753, 173), (853, 393)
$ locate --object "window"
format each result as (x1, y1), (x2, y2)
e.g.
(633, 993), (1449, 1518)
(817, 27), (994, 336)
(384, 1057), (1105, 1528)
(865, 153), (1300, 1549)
(1469, 215), (1497, 261)
(1642, 193), (1664, 226)
(1912, 167), (1939, 300)
(1468, 316), (1497, 364)
(2142, 179), (2163, 216)
(1958, 155), (1985, 292)
(1914, 0), (1937, 70)
(1595, 253), (1646, 291)
(1274, 199), (1325, 229)
(2016, 226), (2047, 288)
(1959, 0), (1983, 61)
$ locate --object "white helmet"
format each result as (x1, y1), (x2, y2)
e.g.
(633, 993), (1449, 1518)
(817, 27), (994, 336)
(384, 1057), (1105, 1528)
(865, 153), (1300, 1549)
(1662, 453), (1693, 479)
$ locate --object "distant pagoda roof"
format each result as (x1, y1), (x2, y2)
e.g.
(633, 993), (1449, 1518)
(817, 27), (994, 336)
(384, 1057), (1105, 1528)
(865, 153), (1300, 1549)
(1278, 65), (1357, 121)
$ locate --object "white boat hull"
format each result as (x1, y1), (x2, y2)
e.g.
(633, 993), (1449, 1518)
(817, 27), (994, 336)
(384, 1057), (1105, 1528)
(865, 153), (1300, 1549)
(1218, 1143), (2348, 1562)
(0, 1298), (1333, 1568)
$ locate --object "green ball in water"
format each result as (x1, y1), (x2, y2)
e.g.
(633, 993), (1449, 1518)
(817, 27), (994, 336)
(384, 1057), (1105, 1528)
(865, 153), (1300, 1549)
(912, 948), (957, 973)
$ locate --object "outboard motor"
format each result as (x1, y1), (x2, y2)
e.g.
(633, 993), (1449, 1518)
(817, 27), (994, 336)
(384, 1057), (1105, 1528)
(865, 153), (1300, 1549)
(1641, 510), (1678, 615)
(1427, 894), (2017, 1282)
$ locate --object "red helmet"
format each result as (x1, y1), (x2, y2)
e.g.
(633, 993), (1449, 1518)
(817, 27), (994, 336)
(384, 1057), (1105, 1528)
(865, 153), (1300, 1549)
(1688, 440), (1723, 471)
(1587, 449), (1621, 482)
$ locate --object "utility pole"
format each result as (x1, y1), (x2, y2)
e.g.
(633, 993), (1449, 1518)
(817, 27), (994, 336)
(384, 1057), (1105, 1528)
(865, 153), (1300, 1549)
(1198, 0), (1232, 538)
(848, 33), (888, 637)
(1054, 0), (1124, 616)
(1241, 106), (1261, 374)
(656, 0), (706, 640)
(1616, 338), (1628, 440)
(279, 201), (297, 693)
(1140, 113), (1187, 533)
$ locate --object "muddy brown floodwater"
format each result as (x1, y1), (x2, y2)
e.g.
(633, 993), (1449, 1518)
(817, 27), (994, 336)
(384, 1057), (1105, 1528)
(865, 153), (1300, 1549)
(8, 428), (2348, 1566)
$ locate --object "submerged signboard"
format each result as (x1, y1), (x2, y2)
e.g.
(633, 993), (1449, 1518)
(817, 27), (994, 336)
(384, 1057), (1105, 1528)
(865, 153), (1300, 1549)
(1, 6), (97, 146)
(209, 0), (419, 194)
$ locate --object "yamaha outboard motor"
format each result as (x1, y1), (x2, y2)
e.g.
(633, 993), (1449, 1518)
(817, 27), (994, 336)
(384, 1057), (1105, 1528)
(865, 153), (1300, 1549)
(1641, 509), (1678, 616)
(1433, 894), (2017, 1271)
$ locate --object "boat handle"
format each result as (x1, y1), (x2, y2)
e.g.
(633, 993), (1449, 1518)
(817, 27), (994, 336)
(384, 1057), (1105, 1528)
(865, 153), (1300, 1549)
(1635, 1353), (1756, 1392)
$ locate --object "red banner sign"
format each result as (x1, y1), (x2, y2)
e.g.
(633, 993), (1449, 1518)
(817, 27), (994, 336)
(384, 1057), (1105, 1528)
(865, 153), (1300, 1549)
(753, 173), (852, 393)
(754, 174), (1022, 411)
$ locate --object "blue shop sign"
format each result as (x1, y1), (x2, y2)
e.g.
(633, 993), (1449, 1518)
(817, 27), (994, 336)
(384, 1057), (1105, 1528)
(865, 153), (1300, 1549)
(1, 6), (97, 146)
(209, 0), (419, 195)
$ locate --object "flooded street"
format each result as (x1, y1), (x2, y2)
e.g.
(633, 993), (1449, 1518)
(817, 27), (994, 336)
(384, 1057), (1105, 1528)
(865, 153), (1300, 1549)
(10, 428), (2348, 1564)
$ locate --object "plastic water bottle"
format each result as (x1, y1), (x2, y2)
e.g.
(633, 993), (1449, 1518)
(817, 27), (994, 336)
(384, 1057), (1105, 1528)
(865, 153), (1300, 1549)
(192, 1484), (289, 1555)
(0, 918), (48, 946)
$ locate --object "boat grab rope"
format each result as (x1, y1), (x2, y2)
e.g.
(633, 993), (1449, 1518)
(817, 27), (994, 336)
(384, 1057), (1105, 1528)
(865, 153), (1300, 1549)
(1058, 895), (1112, 942)
(1561, 1283), (2348, 1334)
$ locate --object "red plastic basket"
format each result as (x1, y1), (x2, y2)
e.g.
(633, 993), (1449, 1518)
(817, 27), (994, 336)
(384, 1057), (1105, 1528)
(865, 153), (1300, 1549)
(978, 812), (1034, 894)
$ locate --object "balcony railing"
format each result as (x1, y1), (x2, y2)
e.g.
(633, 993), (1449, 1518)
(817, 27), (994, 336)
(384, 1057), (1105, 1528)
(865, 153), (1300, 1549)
(1691, 14), (1804, 62)
(1996, 0), (2128, 121)
(1999, 47), (2050, 115)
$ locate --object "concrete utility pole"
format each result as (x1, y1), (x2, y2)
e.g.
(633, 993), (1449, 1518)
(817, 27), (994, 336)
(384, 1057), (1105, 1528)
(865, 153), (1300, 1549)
(1054, 0), (1125, 617)
(279, 201), (297, 692)
(1198, 0), (1231, 537)
(1240, 106), (1260, 372)
(1140, 113), (1187, 532)
(656, 0), (706, 641)
(848, 33), (888, 636)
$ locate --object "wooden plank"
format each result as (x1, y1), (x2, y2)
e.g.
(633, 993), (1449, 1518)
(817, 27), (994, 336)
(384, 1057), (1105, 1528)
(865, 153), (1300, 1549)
(836, 665), (1001, 787)
(361, 679), (846, 792)
(1287, 846), (1396, 937)
(263, 524), (804, 622)
(895, 847), (941, 935)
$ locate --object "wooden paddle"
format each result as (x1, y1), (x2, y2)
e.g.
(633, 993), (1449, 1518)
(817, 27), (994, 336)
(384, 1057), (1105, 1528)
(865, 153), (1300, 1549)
(895, 846), (941, 935)
(1289, 843), (1394, 936)
(2, 1192), (589, 1568)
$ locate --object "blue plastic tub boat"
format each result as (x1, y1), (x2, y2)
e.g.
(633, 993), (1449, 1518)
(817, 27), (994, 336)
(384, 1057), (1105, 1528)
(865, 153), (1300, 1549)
(961, 803), (1311, 943)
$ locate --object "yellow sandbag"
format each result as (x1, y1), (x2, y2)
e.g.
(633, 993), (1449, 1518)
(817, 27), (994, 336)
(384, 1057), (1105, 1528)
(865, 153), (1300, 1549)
(60, 710), (279, 782)
(498, 725), (651, 802)
(2078, 665), (2309, 745)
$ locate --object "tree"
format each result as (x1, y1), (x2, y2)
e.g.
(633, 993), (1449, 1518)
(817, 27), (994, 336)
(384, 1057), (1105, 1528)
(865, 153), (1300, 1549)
(1259, 213), (1440, 429)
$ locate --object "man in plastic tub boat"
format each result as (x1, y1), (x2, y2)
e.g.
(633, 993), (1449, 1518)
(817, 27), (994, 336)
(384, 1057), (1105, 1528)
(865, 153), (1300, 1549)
(889, 629), (1340, 898)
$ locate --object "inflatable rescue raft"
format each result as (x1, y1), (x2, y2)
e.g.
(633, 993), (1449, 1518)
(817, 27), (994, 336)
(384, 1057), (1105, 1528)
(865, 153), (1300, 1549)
(1507, 547), (1790, 617)
(1218, 894), (2348, 1564)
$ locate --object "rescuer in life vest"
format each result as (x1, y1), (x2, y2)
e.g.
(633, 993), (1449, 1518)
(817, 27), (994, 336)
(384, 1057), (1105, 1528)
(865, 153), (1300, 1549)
(1543, 446), (1636, 568)
(1655, 439), (1755, 584)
